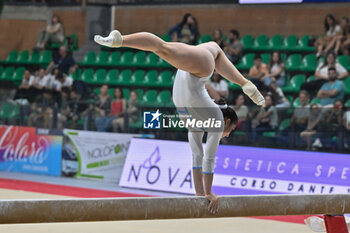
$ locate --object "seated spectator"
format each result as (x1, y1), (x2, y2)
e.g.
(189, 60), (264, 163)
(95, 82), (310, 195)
(35, 15), (64, 50)
(33, 68), (50, 90)
(168, 13), (199, 45)
(315, 14), (342, 58)
(324, 99), (344, 148)
(224, 29), (243, 64)
(209, 72), (228, 99)
(334, 16), (350, 55)
(67, 88), (88, 129)
(231, 94), (248, 131)
(251, 95), (278, 144)
(301, 52), (348, 93)
(212, 29), (226, 49)
(291, 90), (310, 134)
(317, 67), (344, 106)
(268, 80), (290, 110)
(248, 55), (267, 88)
(344, 104), (350, 148)
(55, 87), (71, 129)
(46, 45), (77, 75)
(264, 51), (286, 87)
(113, 90), (139, 132)
(51, 71), (73, 92)
(15, 70), (35, 101)
(300, 104), (325, 150)
(28, 90), (55, 128)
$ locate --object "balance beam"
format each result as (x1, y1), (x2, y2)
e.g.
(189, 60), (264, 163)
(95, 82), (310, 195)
(1, 194), (350, 224)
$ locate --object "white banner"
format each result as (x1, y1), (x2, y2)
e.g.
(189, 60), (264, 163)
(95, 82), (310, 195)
(63, 129), (137, 182)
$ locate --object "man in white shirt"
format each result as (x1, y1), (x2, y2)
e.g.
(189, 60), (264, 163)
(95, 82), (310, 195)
(52, 71), (73, 92)
(15, 70), (35, 101)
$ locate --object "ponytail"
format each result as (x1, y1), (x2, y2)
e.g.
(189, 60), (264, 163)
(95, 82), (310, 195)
(216, 98), (238, 126)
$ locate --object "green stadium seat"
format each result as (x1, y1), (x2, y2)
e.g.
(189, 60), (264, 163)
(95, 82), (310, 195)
(236, 53), (255, 70)
(0, 66), (3, 76)
(268, 35), (283, 51)
(108, 51), (121, 66)
(279, 119), (291, 131)
(71, 68), (82, 80)
(40, 50), (52, 65)
(16, 50), (29, 64)
(117, 69), (132, 85)
(285, 54), (301, 71)
(0, 102), (15, 120)
(106, 69), (119, 85)
(228, 82), (241, 90)
(157, 90), (172, 107)
(297, 35), (316, 52)
(282, 74), (305, 93)
(157, 70), (173, 87)
(5, 50), (18, 64)
(337, 55), (349, 69)
(120, 51), (134, 66)
(123, 88), (130, 100)
(161, 34), (172, 42)
(94, 69), (107, 84)
(241, 35), (254, 50)
(300, 54), (316, 72)
(107, 88), (114, 97)
(143, 70), (158, 87)
(281, 53), (287, 62)
(142, 89), (158, 106)
(293, 97), (301, 108)
(345, 98), (350, 107)
(135, 89), (144, 101)
(93, 87), (100, 95)
(81, 69), (95, 83)
(145, 53), (159, 67)
(344, 76), (350, 94)
(261, 53), (271, 64)
(317, 56), (325, 67)
(1, 67), (15, 81)
(82, 51), (96, 66)
(311, 98), (321, 105)
(12, 67), (25, 81)
(253, 35), (269, 51)
(285, 95), (293, 105)
(28, 51), (40, 65)
(68, 33), (79, 50)
(198, 34), (211, 44)
(132, 51), (146, 67)
(130, 70), (145, 86)
(282, 35), (298, 51)
(96, 51), (109, 66)
(307, 75), (316, 82)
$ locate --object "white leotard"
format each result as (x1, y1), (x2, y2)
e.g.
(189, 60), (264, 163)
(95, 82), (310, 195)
(172, 69), (224, 174)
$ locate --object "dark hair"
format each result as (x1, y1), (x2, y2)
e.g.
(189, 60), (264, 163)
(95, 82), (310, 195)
(51, 14), (61, 24)
(216, 98), (238, 126)
(321, 51), (336, 69)
(328, 66), (336, 72)
(268, 51), (283, 70)
(56, 71), (64, 80)
(61, 86), (70, 95)
(230, 29), (240, 39)
(212, 29), (223, 41)
(114, 87), (124, 99)
(324, 14), (336, 32)
(254, 54), (262, 60)
(180, 13), (192, 27)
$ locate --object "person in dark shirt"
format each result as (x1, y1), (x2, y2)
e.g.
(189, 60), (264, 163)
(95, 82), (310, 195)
(168, 13), (199, 45)
(46, 45), (78, 75)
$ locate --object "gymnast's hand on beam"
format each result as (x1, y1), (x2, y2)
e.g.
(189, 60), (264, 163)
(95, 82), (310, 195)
(206, 193), (219, 214)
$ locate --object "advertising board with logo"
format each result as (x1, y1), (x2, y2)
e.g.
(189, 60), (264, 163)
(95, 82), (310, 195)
(0, 125), (62, 176)
(120, 138), (350, 195)
(62, 129), (137, 182)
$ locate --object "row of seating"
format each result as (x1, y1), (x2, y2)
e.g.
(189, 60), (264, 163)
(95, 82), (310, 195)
(198, 34), (316, 53)
(0, 50), (52, 66)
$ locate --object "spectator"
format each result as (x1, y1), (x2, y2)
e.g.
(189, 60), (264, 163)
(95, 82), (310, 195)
(317, 67), (344, 106)
(224, 29), (243, 64)
(33, 68), (50, 90)
(46, 45), (77, 75)
(268, 80), (290, 110)
(315, 14), (341, 58)
(168, 13), (199, 45)
(301, 52), (348, 93)
(15, 70), (35, 101)
(251, 95), (278, 144)
(209, 71), (228, 98)
(112, 90), (139, 132)
(290, 90), (310, 134)
(89, 85), (113, 131)
(35, 15), (64, 50)
(248, 55), (267, 88)
(28, 90), (55, 128)
(55, 87), (71, 129)
(334, 16), (350, 55)
(67, 88), (88, 129)
(344, 104), (350, 148)
(231, 94), (248, 131)
(212, 29), (225, 49)
(51, 71), (73, 92)
(324, 99), (344, 148)
(264, 51), (286, 87)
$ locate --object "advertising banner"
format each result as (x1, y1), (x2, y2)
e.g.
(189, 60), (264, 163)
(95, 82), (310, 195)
(120, 138), (350, 195)
(0, 125), (62, 176)
(63, 129), (137, 182)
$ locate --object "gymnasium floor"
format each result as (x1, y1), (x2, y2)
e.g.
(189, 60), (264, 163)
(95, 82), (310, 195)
(0, 172), (314, 233)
